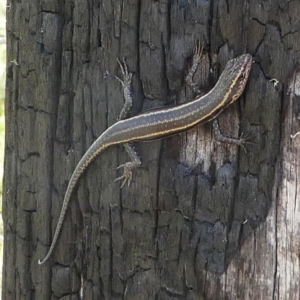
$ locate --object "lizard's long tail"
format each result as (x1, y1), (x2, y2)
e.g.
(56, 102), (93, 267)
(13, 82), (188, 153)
(38, 137), (109, 265)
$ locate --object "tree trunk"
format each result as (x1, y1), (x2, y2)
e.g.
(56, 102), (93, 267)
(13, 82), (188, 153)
(3, 0), (300, 299)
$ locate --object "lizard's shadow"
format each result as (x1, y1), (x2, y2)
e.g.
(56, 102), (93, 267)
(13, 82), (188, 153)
(156, 134), (273, 274)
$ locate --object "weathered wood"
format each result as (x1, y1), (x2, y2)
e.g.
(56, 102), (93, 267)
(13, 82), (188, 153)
(3, 0), (300, 299)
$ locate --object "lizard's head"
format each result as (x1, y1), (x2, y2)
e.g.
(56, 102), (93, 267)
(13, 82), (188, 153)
(219, 53), (253, 105)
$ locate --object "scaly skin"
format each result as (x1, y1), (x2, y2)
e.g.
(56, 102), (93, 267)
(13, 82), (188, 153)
(38, 51), (252, 265)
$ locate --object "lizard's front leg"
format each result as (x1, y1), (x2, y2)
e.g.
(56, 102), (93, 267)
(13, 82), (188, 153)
(115, 58), (141, 187)
(185, 43), (205, 95)
(186, 44), (251, 149)
(212, 119), (251, 152)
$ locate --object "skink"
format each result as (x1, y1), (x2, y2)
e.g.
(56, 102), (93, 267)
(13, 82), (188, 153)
(38, 48), (252, 265)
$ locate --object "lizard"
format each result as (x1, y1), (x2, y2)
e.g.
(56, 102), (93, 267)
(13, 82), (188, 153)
(38, 46), (253, 265)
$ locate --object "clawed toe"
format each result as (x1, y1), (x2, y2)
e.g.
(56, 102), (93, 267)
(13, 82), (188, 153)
(116, 58), (132, 87)
(238, 132), (257, 153)
(193, 42), (204, 64)
(239, 132), (257, 144)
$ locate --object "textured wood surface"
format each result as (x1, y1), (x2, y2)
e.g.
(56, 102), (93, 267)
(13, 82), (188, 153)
(3, 0), (300, 299)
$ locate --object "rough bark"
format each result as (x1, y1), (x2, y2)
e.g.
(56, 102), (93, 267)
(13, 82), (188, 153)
(3, 0), (300, 299)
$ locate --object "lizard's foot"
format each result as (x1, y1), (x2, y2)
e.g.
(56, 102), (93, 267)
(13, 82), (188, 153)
(116, 57), (133, 120)
(114, 161), (136, 188)
(235, 132), (257, 153)
(192, 42), (204, 65)
(116, 57), (133, 89)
